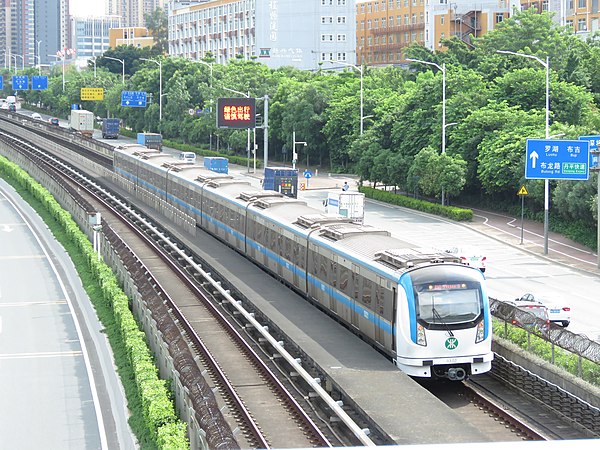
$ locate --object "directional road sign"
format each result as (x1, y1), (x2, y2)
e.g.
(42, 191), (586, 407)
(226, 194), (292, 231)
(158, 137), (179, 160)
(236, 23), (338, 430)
(121, 90), (147, 107)
(579, 135), (600, 168)
(303, 170), (312, 179)
(31, 76), (48, 90)
(0, 77), (3, 90)
(12, 75), (28, 90)
(525, 139), (590, 181)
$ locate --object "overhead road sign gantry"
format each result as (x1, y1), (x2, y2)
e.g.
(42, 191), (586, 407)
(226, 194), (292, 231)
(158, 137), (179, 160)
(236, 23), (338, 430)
(121, 90), (147, 107)
(81, 87), (104, 101)
(525, 139), (590, 181)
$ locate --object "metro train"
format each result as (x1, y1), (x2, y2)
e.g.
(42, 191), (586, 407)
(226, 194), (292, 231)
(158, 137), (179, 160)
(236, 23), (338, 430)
(112, 146), (493, 381)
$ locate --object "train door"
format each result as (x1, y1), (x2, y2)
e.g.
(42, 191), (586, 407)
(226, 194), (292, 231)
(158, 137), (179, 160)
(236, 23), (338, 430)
(351, 264), (360, 329)
(330, 255), (338, 313)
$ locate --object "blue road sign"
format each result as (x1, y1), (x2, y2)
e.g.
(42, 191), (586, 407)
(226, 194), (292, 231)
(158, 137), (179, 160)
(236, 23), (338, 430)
(12, 75), (28, 90)
(31, 75), (48, 90)
(303, 170), (312, 179)
(0, 77), (3, 90)
(525, 139), (589, 180)
(579, 135), (600, 167)
(121, 91), (147, 107)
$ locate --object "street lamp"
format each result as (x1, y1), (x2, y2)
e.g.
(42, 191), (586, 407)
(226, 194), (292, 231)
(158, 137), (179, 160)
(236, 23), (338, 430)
(329, 60), (364, 135)
(406, 58), (448, 204)
(141, 58), (162, 123)
(196, 59), (213, 87)
(12, 54), (24, 73)
(105, 56), (125, 84)
(292, 131), (307, 170)
(223, 86), (254, 173)
(36, 40), (42, 75)
(498, 50), (551, 254)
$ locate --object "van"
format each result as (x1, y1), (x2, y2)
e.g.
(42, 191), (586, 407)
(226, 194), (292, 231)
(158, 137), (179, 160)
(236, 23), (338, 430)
(179, 152), (197, 163)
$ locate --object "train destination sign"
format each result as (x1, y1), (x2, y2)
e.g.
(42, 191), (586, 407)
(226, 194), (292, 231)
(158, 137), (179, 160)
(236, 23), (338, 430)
(216, 97), (256, 129)
(525, 139), (590, 181)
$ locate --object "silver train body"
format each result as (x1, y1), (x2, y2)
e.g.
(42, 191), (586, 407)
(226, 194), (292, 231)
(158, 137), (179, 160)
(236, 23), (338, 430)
(113, 147), (493, 380)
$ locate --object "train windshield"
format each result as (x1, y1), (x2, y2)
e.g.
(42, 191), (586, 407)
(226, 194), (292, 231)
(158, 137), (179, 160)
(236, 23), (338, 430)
(411, 265), (484, 328)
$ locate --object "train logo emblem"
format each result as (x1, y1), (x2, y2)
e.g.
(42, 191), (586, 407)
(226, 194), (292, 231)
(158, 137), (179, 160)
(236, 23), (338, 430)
(445, 337), (459, 350)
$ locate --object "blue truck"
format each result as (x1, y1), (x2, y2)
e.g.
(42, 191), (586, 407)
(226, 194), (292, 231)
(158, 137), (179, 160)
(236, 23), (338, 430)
(137, 133), (163, 150)
(101, 118), (120, 139)
(263, 167), (298, 198)
(204, 156), (229, 174)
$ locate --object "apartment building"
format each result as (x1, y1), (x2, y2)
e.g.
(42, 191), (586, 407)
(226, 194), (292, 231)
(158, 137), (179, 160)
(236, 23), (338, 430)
(107, 0), (166, 27)
(72, 16), (123, 60)
(168, 0), (357, 69)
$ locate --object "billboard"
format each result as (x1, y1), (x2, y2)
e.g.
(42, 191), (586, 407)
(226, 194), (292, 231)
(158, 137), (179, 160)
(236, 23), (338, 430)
(216, 97), (256, 129)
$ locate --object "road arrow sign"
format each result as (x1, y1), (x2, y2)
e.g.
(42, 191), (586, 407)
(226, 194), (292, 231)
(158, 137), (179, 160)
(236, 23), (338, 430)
(525, 139), (590, 180)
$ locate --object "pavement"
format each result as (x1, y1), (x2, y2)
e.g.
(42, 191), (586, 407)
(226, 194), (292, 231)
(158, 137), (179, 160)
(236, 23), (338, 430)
(227, 163), (600, 276)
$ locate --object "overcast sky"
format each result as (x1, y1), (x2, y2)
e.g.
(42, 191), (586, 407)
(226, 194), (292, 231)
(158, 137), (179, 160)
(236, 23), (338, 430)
(71, 0), (105, 17)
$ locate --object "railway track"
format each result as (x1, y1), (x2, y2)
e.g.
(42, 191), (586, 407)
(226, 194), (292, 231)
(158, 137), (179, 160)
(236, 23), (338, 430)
(2, 120), (599, 446)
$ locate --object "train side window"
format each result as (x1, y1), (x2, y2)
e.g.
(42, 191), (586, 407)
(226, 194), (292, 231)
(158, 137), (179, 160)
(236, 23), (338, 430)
(362, 277), (373, 306)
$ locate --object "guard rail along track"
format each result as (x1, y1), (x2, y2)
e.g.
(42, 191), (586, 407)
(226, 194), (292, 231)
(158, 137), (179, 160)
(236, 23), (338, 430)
(2, 114), (600, 442)
(0, 128), (380, 448)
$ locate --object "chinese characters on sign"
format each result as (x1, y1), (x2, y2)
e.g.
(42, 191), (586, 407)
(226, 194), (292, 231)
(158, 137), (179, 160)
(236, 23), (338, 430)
(525, 139), (589, 180)
(269, 0), (278, 42)
(216, 97), (256, 129)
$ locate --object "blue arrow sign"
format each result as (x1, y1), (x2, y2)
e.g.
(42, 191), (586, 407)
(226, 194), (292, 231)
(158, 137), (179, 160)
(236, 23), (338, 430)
(120, 91), (147, 108)
(12, 75), (28, 90)
(303, 170), (312, 179)
(579, 135), (600, 167)
(525, 139), (589, 180)
(31, 75), (48, 90)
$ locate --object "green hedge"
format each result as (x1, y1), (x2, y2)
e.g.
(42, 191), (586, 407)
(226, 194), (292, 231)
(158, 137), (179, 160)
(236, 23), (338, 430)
(0, 155), (189, 449)
(359, 186), (474, 221)
(493, 319), (600, 387)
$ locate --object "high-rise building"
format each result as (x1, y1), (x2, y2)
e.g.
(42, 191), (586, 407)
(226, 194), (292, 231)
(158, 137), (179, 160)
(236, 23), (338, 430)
(168, 0), (357, 70)
(72, 15), (123, 61)
(35, 0), (71, 67)
(107, 0), (166, 27)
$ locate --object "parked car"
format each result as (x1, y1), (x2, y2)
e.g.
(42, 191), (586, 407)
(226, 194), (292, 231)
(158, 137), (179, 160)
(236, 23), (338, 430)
(31, 112), (42, 120)
(48, 117), (60, 126)
(516, 293), (571, 327)
(442, 246), (486, 272)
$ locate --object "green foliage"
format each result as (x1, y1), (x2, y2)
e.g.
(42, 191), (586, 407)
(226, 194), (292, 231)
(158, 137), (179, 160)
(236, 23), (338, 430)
(145, 8), (169, 54)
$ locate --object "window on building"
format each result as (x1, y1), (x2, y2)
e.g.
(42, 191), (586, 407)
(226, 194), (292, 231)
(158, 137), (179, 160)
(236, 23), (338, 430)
(389, 16), (394, 26)
(382, 53), (387, 62)
(360, 36), (365, 45)
(321, 34), (334, 41)
(322, 16), (333, 24)
(382, 17), (386, 28)
(420, 12), (424, 23)
(404, 14), (409, 25)
(542, 0), (548, 11)
(389, 34), (394, 43)
(368, 36), (373, 45)
(375, 3), (379, 12)
(496, 13), (503, 23)
(321, 0), (333, 5)
(578, 0), (586, 7)
(361, 20), (365, 29)
(360, 4), (365, 13)
(338, 16), (347, 24)
(412, 13), (417, 23)
(337, 52), (346, 61)
(338, 34), (346, 41)
(441, 15), (445, 25)
(375, 18), (379, 28)
(368, 19), (372, 29)
(337, 0), (346, 5)
(382, 0), (386, 10)
(382, 35), (387, 44)
(578, 18), (587, 31)
(368, 4), (372, 12)
(566, 20), (574, 28)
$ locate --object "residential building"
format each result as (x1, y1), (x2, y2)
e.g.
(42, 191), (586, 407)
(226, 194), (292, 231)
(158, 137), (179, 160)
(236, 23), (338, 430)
(35, 0), (71, 67)
(107, 0), (166, 27)
(520, 0), (600, 35)
(168, 0), (357, 69)
(108, 27), (155, 48)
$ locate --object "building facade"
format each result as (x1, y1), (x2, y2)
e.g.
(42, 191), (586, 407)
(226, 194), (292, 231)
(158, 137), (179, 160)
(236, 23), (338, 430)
(168, 0), (357, 69)
(107, 0), (166, 27)
(108, 27), (155, 48)
(72, 16), (123, 61)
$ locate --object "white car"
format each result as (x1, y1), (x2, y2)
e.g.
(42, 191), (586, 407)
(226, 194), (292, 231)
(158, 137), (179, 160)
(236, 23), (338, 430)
(31, 112), (42, 120)
(442, 246), (486, 272)
(516, 293), (571, 327)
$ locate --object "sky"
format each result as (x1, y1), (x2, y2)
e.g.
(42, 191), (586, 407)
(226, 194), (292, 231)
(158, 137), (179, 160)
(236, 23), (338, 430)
(70, 0), (106, 17)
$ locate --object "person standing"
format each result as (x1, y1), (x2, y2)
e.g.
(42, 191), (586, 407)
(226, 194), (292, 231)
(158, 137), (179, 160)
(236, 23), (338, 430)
(342, 181), (349, 191)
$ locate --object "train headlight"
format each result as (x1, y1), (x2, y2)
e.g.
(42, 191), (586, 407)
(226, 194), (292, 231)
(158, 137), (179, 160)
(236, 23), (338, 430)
(417, 324), (427, 346)
(475, 320), (485, 343)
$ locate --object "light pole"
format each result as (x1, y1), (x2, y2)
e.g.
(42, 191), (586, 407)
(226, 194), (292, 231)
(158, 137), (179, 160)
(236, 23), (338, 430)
(36, 40), (42, 75)
(105, 56), (125, 84)
(91, 56), (97, 79)
(292, 131), (307, 170)
(141, 58), (162, 123)
(12, 54), (24, 73)
(223, 86), (254, 173)
(406, 58), (447, 204)
(329, 60), (364, 135)
(498, 50), (551, 254)
(196, 59), (213, 87)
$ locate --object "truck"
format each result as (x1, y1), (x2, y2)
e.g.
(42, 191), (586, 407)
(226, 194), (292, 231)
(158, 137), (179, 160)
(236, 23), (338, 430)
(204, 156), (228, 174)
(263, 167), (298, 198)
(137, 133), (163, 150)
(101, 118), (121, 139)
(69, 109), (95, 137)
(323, 191), (365, 224)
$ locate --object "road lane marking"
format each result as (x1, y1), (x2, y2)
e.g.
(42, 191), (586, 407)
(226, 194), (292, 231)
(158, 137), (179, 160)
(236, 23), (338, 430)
(0, 350), (83, 359)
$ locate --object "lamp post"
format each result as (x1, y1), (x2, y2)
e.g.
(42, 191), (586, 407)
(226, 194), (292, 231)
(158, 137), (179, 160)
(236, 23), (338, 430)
(406, 58), (447, 204)
(329, 60), (364, 135)
(223, 86), (254, 173)
(498, 50), (551, 255)
(196, 59), (213, 87)
(141, 58), (162, 123)
(91, 56), (97, 79)
(36, 40), (42, 75)
(292, 131), (307, 170)
(105, 56), (125, 84)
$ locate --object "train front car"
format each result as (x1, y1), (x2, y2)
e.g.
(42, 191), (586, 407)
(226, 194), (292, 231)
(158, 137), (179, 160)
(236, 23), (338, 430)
(396, 261), (492, 381)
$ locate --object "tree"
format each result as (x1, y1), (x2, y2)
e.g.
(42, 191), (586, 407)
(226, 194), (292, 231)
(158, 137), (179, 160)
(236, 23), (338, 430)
(407, 147), (466, 201)
(145, 8), (168, 54)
